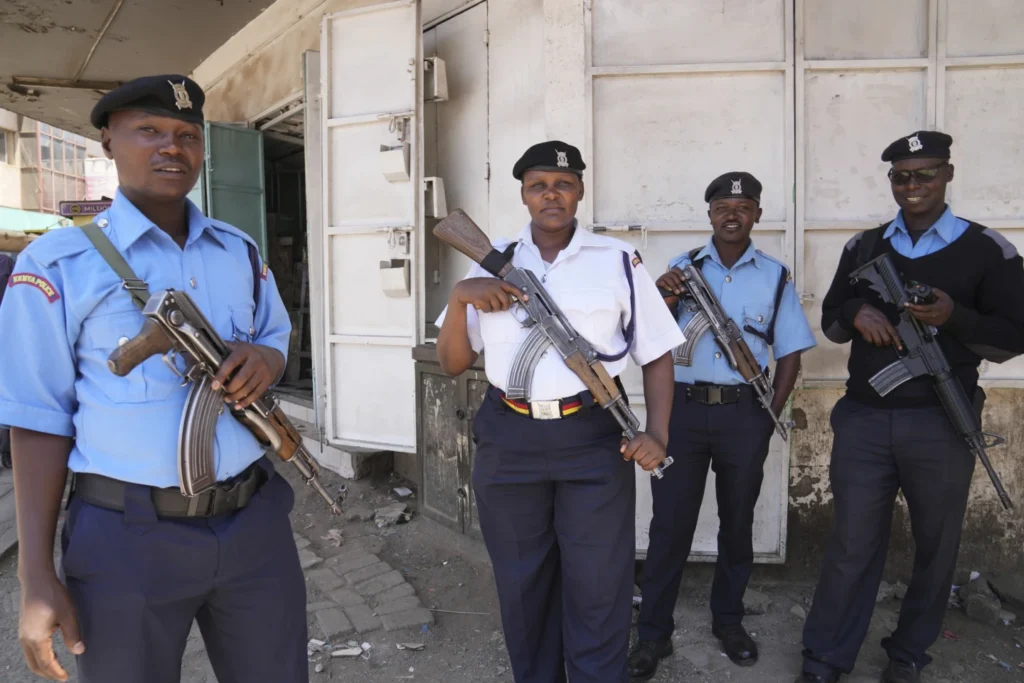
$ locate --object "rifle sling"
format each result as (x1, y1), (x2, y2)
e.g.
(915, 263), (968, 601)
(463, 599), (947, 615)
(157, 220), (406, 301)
(79, 222), (151, 310)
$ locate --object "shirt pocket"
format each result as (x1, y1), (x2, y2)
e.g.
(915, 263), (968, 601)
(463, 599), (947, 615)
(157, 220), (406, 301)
(741, 304), (773, 360)
(230, 304), (256, 343)
(558, 289), (620, 347)
(79, 308), (155, 403)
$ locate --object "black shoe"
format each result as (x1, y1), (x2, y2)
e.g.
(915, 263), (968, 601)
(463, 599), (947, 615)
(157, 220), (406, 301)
(628, 637), (673, 681)
(712, 621), (758, 667)
(881, 659), (920, 683)
(794, 673), (840, 683)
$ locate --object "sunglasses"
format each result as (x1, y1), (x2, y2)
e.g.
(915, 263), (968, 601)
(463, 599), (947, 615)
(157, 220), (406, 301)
(888, 162), (948, 186)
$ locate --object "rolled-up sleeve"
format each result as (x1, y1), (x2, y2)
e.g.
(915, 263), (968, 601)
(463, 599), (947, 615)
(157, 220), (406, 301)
(252, 261), (292, 361)
(0, 253), (77, 436)
(627, 259), (686, 367)
(771, 279), (817, 360)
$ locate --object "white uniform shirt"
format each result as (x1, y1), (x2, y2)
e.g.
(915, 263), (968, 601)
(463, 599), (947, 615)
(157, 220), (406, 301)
(436, 223), (685, 401)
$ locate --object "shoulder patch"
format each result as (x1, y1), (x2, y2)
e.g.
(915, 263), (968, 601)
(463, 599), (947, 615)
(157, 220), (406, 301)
(8, 273), (60, 303)
(981, 227), (1019, 260)
(632, 250), (643, 268)
(260, 262), (269, 280)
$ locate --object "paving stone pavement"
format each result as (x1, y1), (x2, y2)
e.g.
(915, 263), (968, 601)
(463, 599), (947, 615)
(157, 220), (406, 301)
(301, 536), (433, 637)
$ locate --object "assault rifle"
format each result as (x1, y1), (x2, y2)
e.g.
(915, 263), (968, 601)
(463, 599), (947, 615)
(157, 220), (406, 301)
(433, 209), (673, 479)
(107, 290), (342, 515)
(659, 266), (791, 441)
(850, 253), (1013, 510)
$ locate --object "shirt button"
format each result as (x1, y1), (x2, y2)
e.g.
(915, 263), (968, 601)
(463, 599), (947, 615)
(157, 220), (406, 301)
(725, 276), (732, 283)
(249, 327), (256, 337)
(189, 278), (197, 289)
(117, 336), (129, 346)
(715, 352), (722, 359)
(757, 315), (764, 323)
(96, 219), (109, 228)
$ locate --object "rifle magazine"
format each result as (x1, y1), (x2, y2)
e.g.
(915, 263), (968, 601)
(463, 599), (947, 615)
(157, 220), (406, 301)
(178, 374), (222, 497)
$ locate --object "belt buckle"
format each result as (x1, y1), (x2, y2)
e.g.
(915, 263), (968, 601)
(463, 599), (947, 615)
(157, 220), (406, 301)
(706, 386), (723, 405)
(530, 400), (561, 420)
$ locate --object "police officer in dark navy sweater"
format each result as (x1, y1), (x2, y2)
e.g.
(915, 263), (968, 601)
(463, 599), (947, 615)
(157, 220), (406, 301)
(798, 131), (1024, 683)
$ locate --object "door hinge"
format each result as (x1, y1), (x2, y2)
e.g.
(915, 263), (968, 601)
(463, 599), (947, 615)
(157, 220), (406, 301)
(485, 161), (490, 180)
(483, 29), (489, 46)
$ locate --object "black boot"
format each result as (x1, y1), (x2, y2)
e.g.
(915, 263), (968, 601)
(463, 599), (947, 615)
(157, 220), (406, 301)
(794, 673), (840, 683)
(628, 637), (673, 681)
(712, 621), (758, 666)
(881, 658), (920, 683)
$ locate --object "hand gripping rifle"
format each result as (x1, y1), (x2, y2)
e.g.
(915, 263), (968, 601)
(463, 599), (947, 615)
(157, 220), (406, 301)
(659, 265), (791, 442)
(106, 289), (342, 515)
(433, 209), (673, 478)
(850, 253), (1013, 510)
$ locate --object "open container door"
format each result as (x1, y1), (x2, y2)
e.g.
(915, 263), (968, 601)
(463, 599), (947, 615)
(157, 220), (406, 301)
(320, 1), (422, 453)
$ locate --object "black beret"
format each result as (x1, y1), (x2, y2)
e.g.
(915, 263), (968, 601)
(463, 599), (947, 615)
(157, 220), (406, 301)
(881, 130), (953, 163)
(512, 140), (586, 180)
(705, 171), (762, 203)
(91, 74), (205, 129)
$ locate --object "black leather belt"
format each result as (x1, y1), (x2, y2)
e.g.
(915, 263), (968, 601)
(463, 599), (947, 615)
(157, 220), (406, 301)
(72, 460), (267, 518)
(684, 383), (750, 405)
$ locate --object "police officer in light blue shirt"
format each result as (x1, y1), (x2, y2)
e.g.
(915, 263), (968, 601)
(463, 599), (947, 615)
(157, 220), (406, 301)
(630, 172), (816, 680)
(0, 75), (308, 683)
(883, 204), (969, 259)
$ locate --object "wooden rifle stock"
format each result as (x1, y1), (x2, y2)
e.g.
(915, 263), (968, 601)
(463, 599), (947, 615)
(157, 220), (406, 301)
(727, 337), (762, 385)
(433, 209), (514, 278)
(107, 318), (174, 376)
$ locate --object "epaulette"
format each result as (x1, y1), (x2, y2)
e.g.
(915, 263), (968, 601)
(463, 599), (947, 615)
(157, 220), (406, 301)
(754, 249), (792, 280)
(978, 225), (1019, 260)
(22, 227), (93, 268)
(206, 219), (260, 250)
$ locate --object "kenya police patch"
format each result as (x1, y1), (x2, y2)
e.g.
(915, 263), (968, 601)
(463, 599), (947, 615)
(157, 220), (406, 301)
(9, 273), (60, 303)
(632, 250), (643, 268)
(260, 263), (269, 281)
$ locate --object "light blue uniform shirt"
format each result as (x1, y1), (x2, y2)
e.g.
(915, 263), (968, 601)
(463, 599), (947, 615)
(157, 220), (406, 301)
(0, 190), (291, 487)
(668, 240), (816, 385)
(883, 205), (970, 258)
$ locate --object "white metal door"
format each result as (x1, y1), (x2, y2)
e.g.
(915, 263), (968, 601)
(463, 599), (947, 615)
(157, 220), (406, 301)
(584, 0), (796, 562)
(320, 1), (422, 453)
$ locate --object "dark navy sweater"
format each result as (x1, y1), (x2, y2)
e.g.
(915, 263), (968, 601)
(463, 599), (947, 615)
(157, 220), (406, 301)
(821, 221), (1024, 408)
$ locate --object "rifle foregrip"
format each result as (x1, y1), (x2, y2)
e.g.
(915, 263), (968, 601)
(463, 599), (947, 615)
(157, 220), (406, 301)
(432, 209), (512, 277)
(107, 319), (173, 376)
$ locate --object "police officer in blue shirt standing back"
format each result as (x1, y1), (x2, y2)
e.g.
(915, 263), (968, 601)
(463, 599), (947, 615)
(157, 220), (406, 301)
(629, 172), (816, 680)
(436, 141), (684, 683)
(798, 132), (1024, 683)
(0, 75), (307, 682)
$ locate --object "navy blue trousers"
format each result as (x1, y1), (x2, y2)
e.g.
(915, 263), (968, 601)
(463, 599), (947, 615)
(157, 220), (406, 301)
(60, 458), (308, 683)
(637, 383), (774, 641)
(472, 389), (636, 683)
(802, 397), (974, 677)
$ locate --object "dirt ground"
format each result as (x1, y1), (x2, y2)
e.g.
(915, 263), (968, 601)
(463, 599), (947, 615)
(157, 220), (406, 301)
(0, 462), (1021, 682)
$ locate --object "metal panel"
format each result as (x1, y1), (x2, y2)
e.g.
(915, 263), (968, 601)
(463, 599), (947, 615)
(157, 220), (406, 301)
(592, 0), (786, 67)
(419, 370), (463, 529)
(303, 50), (328, 439)
(803, 0), (929, 60)
(204, 122), (267, 258)
(423, 2), (490, 336)
(586, 0), (795, 562)
(321, 1), (422, 453)
(946, 0), (1024, 58)
(487, 0), (544, 241)
(803, 70), (928, 223)
(592, 72), (788, 225)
